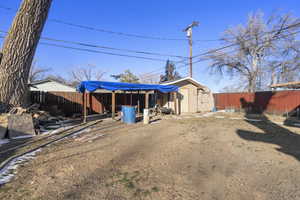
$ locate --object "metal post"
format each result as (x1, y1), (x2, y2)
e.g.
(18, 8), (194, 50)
(112, 91), (116, 120)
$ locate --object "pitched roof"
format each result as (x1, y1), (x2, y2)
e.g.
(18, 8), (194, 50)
(29, 78), (75, 88)
(161, 77), (206, 89)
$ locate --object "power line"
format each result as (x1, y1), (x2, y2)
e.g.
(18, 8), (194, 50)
(141, 22), (300, 78)
(141, 29), (300, 80)
(0, 5), (185, 41)
(0, 5), (220, 42)
(0, 30), (186, 59)
(191, 21), (300, 59)
(0, 35), (173, 62)
(49, 19), (187, 41)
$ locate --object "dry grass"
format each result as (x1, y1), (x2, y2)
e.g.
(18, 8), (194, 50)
(1, 113), (300, 200)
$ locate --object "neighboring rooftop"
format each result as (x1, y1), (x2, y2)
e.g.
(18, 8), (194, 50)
(270, 81), (300, 89)
(29, 79), (76, 92)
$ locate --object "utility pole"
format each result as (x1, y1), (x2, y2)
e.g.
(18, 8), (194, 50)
(184, 21), (199, 78)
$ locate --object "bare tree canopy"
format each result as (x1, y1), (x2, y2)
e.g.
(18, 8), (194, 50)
(208, 11), (300, 92)
(160, 60), (181, 83)
(70, 64), (105, 86)
(111, 69), (140, 83)
(139, 74), (160, 84)
(45, 74), (68, 85)
(0, 0), (52, 106)
(28, 60), (51, 83)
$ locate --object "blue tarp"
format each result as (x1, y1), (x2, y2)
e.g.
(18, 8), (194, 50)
(77, 81), (178, 93)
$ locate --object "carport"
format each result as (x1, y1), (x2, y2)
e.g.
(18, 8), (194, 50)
(77, 81), (179, 122)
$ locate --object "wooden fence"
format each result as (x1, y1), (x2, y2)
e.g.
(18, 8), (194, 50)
(213, 90), (300, 115)
(30, 91), (110, 116)
(30, 91), (146, 116)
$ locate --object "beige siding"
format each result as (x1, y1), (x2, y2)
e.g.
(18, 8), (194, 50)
(178, 83), (198, 113)
(161, 79), (214, 114)
(197, 88), (214, 112)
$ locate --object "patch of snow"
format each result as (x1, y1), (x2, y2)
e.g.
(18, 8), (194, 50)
(245, 118), (262, 122)
(11, 135), (34, 140)
(0, 139), (10, 146)
(42, 125), (75, 135)
(273, 121), (284, 125)
(202, 112), (215, 117)
(172, 116), (182, 120)
(0, 125), (92, 185)
(151, 121), (161, 124)
(215, 116), (225, 119)
(0, 148), (41, 185)
(87, 134), (105, 142)
(72, 128), (91, 138)
(230, 117), (242, 120)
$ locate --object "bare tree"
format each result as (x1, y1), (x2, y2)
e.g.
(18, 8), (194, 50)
(111, 69), (139, 83)
(208, 11), (300, 92)
(70, 64), (105, 86)
(45, 74), (68, 84)
(28, 60), (51, 83)
(0, 0), (52, 106)
(139, 74), (160, 84)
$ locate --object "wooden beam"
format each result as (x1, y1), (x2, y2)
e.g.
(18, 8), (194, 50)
(123, 91), (127, 105)
(112, 91), (116, 119)
(83, 92), (87, 123)
(145, 91), (149, 109)
(137, 91), (140, 115)
(174, 92), (177, 115)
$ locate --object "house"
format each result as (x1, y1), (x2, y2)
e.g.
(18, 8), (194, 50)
(160, 77), (214, 113)
(29, 79), (76, 92)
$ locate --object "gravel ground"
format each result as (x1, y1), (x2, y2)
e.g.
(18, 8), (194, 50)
(1, 113), (300, 200)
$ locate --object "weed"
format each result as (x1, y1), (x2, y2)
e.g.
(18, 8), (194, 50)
(151, 186), (159, 192)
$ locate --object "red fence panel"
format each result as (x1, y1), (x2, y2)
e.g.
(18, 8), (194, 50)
(214, 90), (300, 114)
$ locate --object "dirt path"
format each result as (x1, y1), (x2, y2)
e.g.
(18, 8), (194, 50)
(1, 114), (300, 200)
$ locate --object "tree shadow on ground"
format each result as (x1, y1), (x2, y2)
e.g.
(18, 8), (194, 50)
(237, 96), (300, 162)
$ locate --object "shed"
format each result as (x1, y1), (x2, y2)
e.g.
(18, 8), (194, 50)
(161, 77), (214, 113)
(29, 79), (76, 92)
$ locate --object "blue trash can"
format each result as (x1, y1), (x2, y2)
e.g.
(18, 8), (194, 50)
(122, 106), (136, 124)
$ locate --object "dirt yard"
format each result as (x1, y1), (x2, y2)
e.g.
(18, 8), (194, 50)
(1, 113), (300, 200)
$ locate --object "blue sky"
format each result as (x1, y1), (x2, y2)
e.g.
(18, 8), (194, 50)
(0, 0), (300, 92)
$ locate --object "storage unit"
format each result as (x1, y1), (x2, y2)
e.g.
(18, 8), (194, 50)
(161, 77), (214, 114)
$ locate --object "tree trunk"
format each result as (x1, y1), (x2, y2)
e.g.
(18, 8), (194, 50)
(248, 76), (256, 93)
(0, 0), (52, 107)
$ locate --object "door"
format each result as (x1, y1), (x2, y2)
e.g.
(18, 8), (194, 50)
(180, 89), (189, 113)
